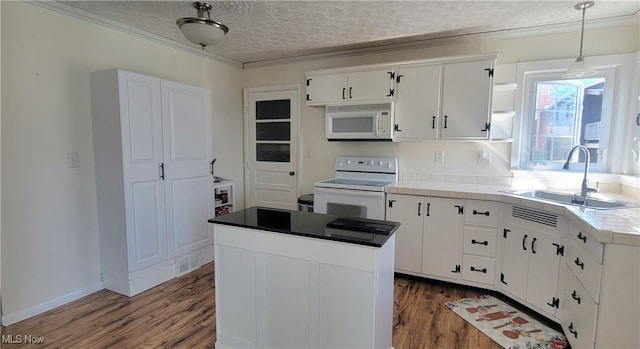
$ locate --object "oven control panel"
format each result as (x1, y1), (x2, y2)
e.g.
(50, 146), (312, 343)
(335, 156), (398, 173)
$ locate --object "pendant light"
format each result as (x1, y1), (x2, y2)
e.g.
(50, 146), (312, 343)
(176, 2), (229, 49)
(563, 1), (597, 78)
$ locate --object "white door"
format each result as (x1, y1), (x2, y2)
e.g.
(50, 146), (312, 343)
(441, 60), (494, 139)
(527, 230), (562, 317)
(245, 85), (299, 210)
(161, 80), (214, 258)
(386, 194), (424, 274)
(499, 224), (529, 299)
(118, 71), (168, 272)
(421, 197), (464, 280)
(394, 65), (442, 140)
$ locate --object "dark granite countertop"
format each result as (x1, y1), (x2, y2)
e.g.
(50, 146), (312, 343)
(208, 206), (399, 247)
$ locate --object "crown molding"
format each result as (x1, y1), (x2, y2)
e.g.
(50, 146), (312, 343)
(25, 1), (637, 70)
(243, 12), (639, 69)
(27, 1), (243, 68)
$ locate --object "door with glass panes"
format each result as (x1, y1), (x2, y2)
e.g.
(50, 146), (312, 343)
(244, 86), (299, 210)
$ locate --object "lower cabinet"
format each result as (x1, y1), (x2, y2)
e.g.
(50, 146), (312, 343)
(387, 194), (464, 280)
(500, 222), (563, 318)
(213, 224), (395, 349)
(560, 224), (640, 349)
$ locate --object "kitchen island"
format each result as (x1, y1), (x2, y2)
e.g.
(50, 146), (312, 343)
(209, 207), (399, 349)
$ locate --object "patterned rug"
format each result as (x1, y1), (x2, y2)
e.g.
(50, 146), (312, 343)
(445, 295), (568, 349)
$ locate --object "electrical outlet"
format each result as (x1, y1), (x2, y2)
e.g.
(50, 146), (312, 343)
(435, 150), (445, 163)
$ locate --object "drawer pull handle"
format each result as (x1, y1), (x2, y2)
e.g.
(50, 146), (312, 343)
(471, 239), (488, 246)
(417, 202), (422, 216)
(426, 203), (431, 216)
(472, 210), (490, 216)
(577, 232), (587, 243)
(574, 257), (584, 270)
(568, 322), (578, 339)
(571, 290), (581, 304)
(522, 234), (528, 251)
(470, 266), (487, 273)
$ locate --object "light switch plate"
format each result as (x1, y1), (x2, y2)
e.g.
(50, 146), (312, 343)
(67, 152), (80, 168)
(435, 150), (445, 163)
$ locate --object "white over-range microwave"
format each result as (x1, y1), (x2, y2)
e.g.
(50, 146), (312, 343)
(325, 102), (394, 141)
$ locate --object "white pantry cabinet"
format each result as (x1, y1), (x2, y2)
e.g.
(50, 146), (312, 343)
(90, 69), (215, 296)
(306, 69), (395, 105)
(393, 58), (495, 140)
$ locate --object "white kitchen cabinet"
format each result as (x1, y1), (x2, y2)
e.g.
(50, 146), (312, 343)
(440, 60), (494, 139)
(386, 194), (424, 274)
(393, 59), (494, 140)
(421, 197), (465, 280)
(499, 205), (566, 319)
(560, 224), (640, 349)
(91, 69), (214, 296)
(461, 200), (499, 286)
(393, 65), (442, 140)
(306, 69), (394, 105)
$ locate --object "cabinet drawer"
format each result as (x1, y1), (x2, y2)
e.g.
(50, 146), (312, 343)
(463, 227), (497, 257)
(569, 225), (603, 264)
(561, 265), (598, 348)
(461, 255), (495, 285)
(464, 200), (499, 227)
(566, 238), (602, 302)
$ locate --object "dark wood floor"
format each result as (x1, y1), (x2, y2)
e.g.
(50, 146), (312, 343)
(2, 263), (501, 349)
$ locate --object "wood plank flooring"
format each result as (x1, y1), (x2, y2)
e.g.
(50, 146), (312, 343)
(2, 263), (501, 349)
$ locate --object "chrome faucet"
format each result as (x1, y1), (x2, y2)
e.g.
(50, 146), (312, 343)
(563, 145), (599, 198)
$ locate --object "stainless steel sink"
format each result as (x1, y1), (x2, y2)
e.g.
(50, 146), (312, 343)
(501, 190), (636, 210)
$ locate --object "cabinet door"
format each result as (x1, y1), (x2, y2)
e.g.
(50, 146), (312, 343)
(394, 65), (442, 140)
(527, 230), (562, 317)
(386, 194), (424, 274)
(440, 60), (494, 139)
(118, 71), (168, 272)
(306, 73), (348, 104)
(499, 226), (529, 300)
(347, 70), (394, 102)
(162, 80), (214, 258)
(421, 197), (464, 280)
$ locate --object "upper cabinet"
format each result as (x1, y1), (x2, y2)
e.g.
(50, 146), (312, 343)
(306, 69), (395, 105)
(394, 58), (495, 140)
(306, 53), (498, 141)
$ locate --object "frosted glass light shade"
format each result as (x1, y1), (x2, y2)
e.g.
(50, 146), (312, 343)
(177, 18), (228, 48)
(563, 57), (597, 78)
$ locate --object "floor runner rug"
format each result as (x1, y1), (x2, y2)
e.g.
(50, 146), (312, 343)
(445, 295), (568, 349)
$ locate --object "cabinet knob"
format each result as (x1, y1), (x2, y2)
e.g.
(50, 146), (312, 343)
(289, 171), (295, 176)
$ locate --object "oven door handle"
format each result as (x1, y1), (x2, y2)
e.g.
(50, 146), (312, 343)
(314, 187), (385, 198)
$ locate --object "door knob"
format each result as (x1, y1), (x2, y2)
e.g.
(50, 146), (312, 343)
(289, 171), (295, 176)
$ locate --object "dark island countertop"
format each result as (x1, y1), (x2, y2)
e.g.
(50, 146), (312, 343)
(208, 206), (399, 247)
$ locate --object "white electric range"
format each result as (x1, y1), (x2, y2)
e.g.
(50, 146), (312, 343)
(314, 156), (398, 220)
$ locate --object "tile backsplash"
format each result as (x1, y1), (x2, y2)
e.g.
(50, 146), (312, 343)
(400, 171), (640, 196)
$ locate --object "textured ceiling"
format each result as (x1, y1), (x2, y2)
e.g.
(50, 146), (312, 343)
(54, 1), (639, 65)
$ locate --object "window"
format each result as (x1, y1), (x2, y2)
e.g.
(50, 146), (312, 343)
(516, 63), (616, 172)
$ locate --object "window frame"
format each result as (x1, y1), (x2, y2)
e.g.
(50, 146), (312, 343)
(512, 56), (623, 173)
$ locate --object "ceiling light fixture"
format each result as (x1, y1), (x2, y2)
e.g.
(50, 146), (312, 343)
(176, 2), (228, 49)
(563, 1), (597, 78)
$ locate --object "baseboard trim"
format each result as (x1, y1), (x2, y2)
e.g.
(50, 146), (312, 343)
(1, 282), (104, 326)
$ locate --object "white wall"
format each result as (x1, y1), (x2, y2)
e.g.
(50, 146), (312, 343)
(241, 24), (639, 194)
(0, 2), (244, 322)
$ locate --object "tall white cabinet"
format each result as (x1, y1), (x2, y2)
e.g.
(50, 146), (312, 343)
(90, 69), (214, 296)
